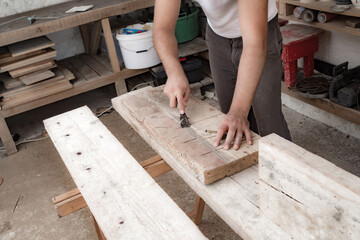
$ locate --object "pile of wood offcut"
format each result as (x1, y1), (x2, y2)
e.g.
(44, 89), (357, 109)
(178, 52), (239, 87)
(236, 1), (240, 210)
(0, 36), (74, 109)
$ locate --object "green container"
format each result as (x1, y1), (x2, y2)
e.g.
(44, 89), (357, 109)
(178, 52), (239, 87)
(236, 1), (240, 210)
(175, 7), (199, 43)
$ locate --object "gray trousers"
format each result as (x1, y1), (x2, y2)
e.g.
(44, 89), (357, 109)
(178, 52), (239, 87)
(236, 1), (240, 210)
(206, 15), (291, 140)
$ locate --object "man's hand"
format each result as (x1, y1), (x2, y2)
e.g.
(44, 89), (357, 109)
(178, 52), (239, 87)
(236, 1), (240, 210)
(214, 111), (253, 150)
(163, 74), (190, 114)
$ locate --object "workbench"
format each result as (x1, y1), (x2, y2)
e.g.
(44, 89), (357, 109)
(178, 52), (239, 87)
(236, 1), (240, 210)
(0, 0), (155, 155)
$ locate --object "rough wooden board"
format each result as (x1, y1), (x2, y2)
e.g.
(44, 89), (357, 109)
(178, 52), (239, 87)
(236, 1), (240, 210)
(113, 86), (259, 184)
(0, 48), (56, 73)
(112, 90), (294, 240)
(259, 134), (360, 240)
(44, 106), (207, 240)
(0, 68), (65, 98)
(19, 70), (55, 85)
(9, 60), (56, 78)
(0, 73), (23, 89)
(7, 36), (55, 57)
(1, 79), (72, 109)
(0, 49), (46, 65)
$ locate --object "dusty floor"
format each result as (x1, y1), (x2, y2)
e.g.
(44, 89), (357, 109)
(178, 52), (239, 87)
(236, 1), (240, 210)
(0, 84), (359, 240)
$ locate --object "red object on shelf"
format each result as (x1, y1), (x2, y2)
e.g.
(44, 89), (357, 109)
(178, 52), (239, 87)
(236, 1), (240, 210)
(280, 24), (323, 87)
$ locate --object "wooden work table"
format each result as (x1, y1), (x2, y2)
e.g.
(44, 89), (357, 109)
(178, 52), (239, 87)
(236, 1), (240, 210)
(0, 0), (155, 155)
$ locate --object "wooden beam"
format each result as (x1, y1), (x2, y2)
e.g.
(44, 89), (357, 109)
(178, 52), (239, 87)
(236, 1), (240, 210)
(0, 116), (17, 155)
(79, 25), (90, 54)
(259, 134), (360, 239)
(187, 196), (205, 225)
(89, 21), (102, 56)
(52, 188), (87, 218)
(44, 106), (207, 240)
(100, 18), (120, 73)
(112, 86), (260, 184)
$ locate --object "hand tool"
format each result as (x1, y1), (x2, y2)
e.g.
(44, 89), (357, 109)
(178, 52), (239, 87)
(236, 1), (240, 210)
(180, 113), (191, 128)
(27, 15), (59, 25)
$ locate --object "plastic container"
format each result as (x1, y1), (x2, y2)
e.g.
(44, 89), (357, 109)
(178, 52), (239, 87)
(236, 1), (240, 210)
(175, 7), (199, 43)
(116, 23), (161, 69)
(150, 57), (202, 86)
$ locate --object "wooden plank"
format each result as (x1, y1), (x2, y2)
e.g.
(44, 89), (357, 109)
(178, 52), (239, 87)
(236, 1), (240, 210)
(7, 36), (55, 57)
(79, 25), (90, 53)
(9, 60), (56, 78)
(80, 54), (112, 77)
(19, 70), (55, 85)
(44, 106), (207, 240)
(112, 91), (294, 240)
(89, 21), (102, 56)
(113, 86), (259, 184)
(259, 134), (360, 240)
(0, 49), (56, 73)
(52, 188), (87, 218)
(69, 57), (99, 81)
(0, 73), (23, 89)
(0, 116), (17, 155)
(0, 68), (65, 98)
(0, 47), (10, 59)
(187, 196), (205, 225)
(1, 79), (72, 109)
(0, 49), (45, 65)
(281, 82), (360, 126)
(101, 18), (120, 73)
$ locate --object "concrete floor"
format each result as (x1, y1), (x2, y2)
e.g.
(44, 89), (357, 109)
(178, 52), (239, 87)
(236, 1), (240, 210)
(0, 84), (359, 240)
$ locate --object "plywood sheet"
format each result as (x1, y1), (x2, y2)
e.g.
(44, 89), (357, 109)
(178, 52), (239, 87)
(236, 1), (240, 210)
(112, 86), (259, 184)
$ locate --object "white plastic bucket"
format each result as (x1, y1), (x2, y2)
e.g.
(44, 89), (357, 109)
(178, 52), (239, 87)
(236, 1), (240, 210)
(116, 23), (161, 69)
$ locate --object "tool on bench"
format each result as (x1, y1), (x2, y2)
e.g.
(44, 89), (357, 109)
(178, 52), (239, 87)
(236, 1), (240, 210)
(180, 113), (191, 128)
(27, 15), (59, 24)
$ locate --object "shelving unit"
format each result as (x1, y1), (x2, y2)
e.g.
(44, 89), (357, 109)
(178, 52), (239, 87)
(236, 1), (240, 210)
(0, 0), (155, 155)
(279, 0), (360, 36)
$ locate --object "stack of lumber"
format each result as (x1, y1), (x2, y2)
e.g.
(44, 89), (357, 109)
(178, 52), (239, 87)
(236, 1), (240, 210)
(0, 36), (74, 109)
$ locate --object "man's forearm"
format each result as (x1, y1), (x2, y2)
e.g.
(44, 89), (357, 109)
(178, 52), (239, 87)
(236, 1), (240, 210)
(230, 45), (267, 115)
(153, 30), (185, 78)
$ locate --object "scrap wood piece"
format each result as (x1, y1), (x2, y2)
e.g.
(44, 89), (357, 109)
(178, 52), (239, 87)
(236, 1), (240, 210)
(9, 60), (56, 78)
(112, 86), (260, 184)
(44, 106), (207, 240)
(0, 73), (23, 89)
(259, 134), (360, 240)
(19, 69), (55, 85)
(0, 176), (3, 186)
(7, 36), (55, 57)
(0, 48), (56, 73)
(0, 49), (46, 66)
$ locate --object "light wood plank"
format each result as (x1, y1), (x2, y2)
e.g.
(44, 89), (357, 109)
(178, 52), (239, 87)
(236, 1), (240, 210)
(0, 49), (56, 73)
(19, 70), (55, 85)
(0, 73), (23, 89)
(44, 106), (207, 240)
(9, 60), (56, 78)
(259, 134), (360, 240)
(114, 86), (259, 184)
(7, 36), (55, 57)
(0, 49), (45, 65)
(112, 91), (294, 240)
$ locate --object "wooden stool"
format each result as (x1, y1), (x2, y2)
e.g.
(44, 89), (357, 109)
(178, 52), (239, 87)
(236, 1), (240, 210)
(281, 24), (323, 87)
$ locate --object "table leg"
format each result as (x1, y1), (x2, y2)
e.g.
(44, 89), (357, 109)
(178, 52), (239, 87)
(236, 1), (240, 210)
(90, 21), (102, 56)
(79, 24), (90, 54)
(283, 60), (297, 87)
(0, 116), (17, 155)
(303, 54), (314, 78)
(92, 213), (107, 240)
(187, 195), (206, 225)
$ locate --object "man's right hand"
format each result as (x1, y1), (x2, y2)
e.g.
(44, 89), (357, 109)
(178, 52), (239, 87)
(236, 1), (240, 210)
(163, 74), (190, 114)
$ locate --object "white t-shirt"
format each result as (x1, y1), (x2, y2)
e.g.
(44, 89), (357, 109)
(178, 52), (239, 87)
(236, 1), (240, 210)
(195, 0), (278, 38)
